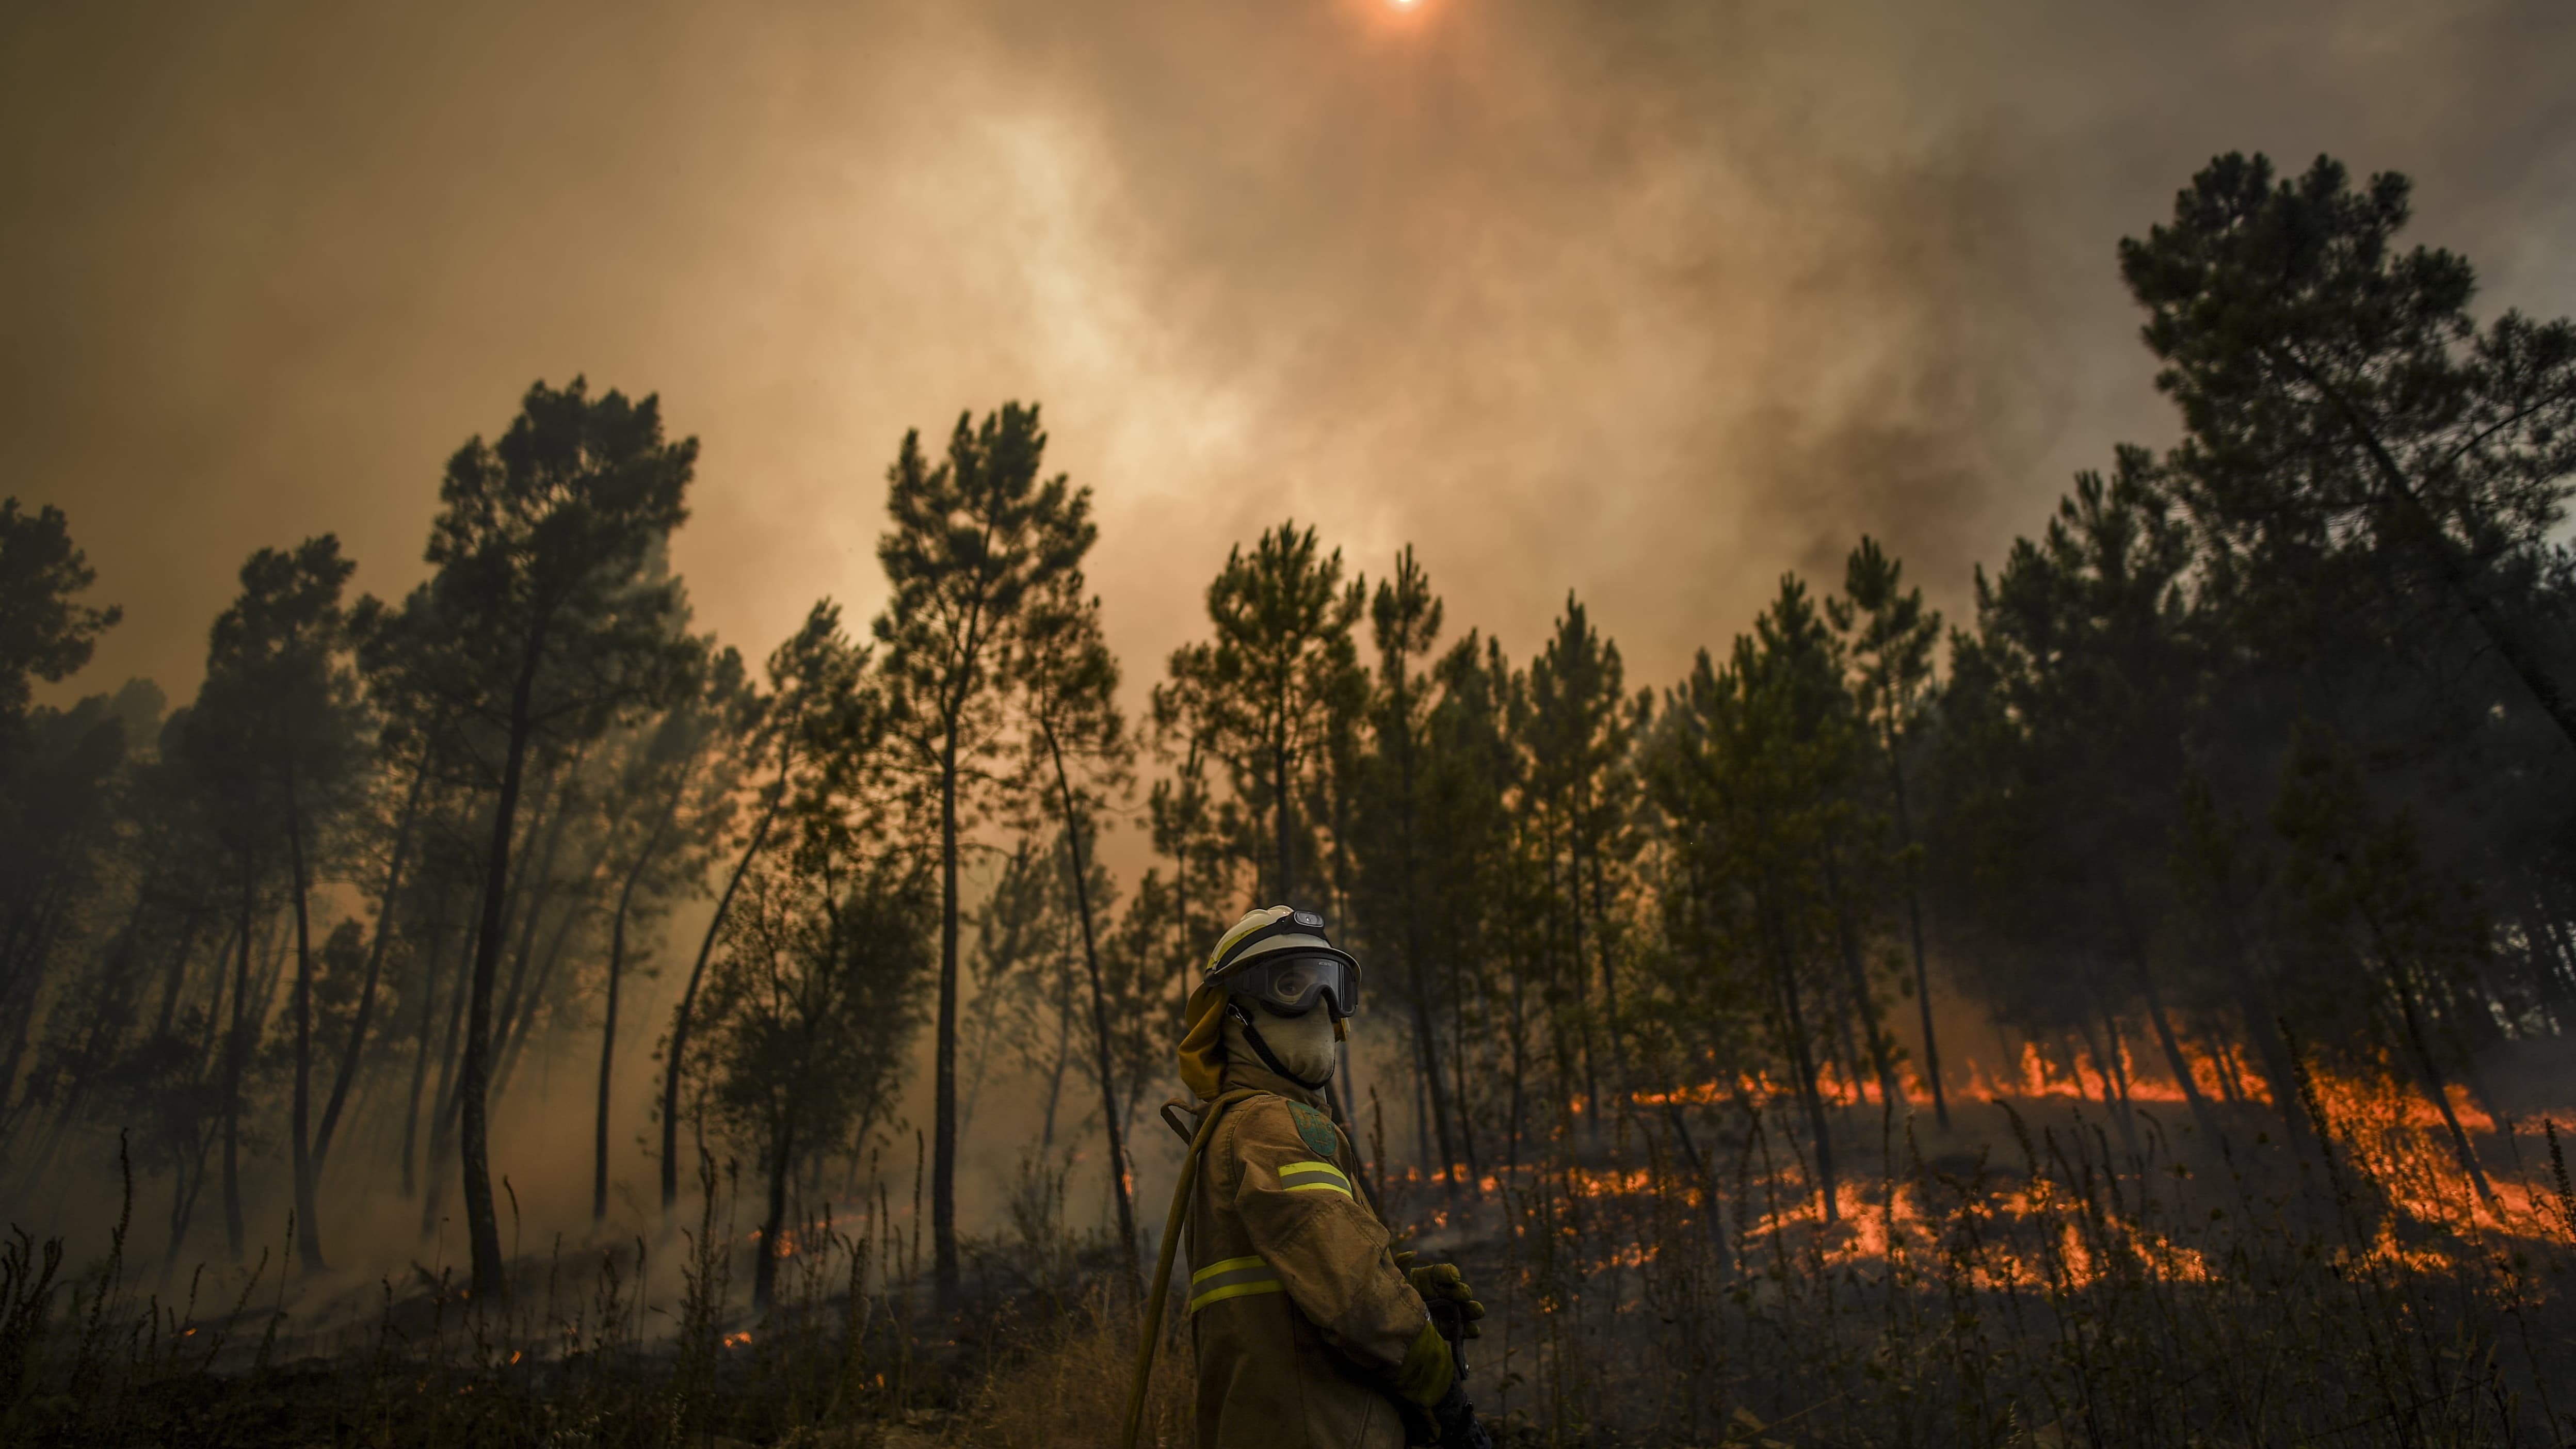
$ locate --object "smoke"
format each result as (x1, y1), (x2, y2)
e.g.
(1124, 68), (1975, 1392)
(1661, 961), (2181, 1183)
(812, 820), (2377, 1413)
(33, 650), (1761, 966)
(6, 0), (2570, 707)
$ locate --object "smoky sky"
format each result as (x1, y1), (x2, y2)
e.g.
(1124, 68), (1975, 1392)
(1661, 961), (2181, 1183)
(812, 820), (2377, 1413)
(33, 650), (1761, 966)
(8, 0), (2573, 717)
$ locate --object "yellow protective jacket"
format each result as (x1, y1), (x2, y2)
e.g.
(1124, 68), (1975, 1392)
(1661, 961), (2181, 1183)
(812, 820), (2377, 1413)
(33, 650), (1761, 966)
(1183, 1059), (1450, 1449)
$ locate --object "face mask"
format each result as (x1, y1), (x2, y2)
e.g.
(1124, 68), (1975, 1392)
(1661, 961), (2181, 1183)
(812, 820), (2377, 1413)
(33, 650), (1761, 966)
(1223, 1003), (1339, 1087)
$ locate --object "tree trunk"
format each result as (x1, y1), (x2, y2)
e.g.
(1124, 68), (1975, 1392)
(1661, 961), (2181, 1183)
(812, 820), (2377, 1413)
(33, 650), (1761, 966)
(1820, 841), (1903, 1111)
(491, 880), (599, 1105)
(2073, 1005), (2142, 1162)
(932, 730), (961, 1305)
(754, 1110), (796, 1311)
(421, 894), (477, 1232)
(223, 874), (253, 1259)
(461, 649), (543, 1300)
(2380, 949), (2496, 1203)
(1503, 948), (1528, 1172)
(152, 907), (205, 1041)
(1766, 891), (1836, 1224)
(1274, 743), (1294, 906)
(1047, 743), (1140, 1298)
(1885, 745), (1948, 1128)
(1448, 943), (1479, 1179)
(1409, 987), (1456, 1183)
(400, 911), (447, 1200)
(487, 759), (583, 1088)
(314, 759), (429, 1177)
(1566, 831), (1601, 1135)
(594, 876), (632, 1224)
(662, 778), (784, 1209)
(286, 788), (326, 1271)
(2525, 898), (2576, 1034)
(1039, 974), (1072, 1152)
(597, 791), (679, 1223)
(1779, 960), (1838, 1225)
(2108, 880), (2225, 1147)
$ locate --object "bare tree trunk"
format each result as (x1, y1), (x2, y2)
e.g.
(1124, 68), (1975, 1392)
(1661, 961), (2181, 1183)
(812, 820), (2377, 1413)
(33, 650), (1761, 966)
(421, 894), (478, 1230)
(1274, 743), (1294, 906)
(314, 759), (430, 1177)
(597, 793), (681, 1223)
(932, 731), (961, 1306)
(2072, 1004), (2142, 1162)
(594, 875), (632, 1225)
(1038, 976), (1072, 1152)
(1567, 832), (1601, 1137)
(491, 888), (597, 1104)
(286, 789), (326, 1271)
(2108, 880), (2225, 1147)
(753, 1111), (797, 1311)
(1767, 891), (1836, 1225)
(222, 874), (253, 1259)
(487, 759), (583, 1088)
(662, 777), (783, 1210)
(1885, 744), (1947, 1128)
(1046, 742), (1140, 1297)
(2378, 948), (2496, 1203)
(1781, 965), (1838, 1225)
(1448, 944), (1479, 1179)
(461, 650), (543, 1300)
(153, 907), (205, 1041)
(399, 911), (448, 1200)
(1820, 841), (1902, 1111)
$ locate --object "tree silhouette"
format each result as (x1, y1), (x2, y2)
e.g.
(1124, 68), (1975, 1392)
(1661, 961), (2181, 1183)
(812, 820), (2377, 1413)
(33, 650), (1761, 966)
(1349, 548), (1458, 1176)
(1158, 521), (1363, 909)
(187, 537), (368, 1269)
(0, 499), (122, 759)
(593, 641), (735, 1222)
(2121, 153), (2576, 751)
(1010, 569), (1140, 1292)
(696, 620), (922, 1310)
(384, 378), (696, 1298)
(1832, 537), (1949, 1127)
(873, 402), (1089, 1303)
(661, 603), (850, 1211)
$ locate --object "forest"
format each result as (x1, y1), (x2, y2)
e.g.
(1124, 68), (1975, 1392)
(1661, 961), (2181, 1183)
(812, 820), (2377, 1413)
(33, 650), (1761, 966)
(3, 151), (2575, 1447)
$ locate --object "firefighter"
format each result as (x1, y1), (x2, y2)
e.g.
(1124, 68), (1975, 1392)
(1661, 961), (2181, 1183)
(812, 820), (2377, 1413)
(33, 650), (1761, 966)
(1167, 905), (1487, 1448)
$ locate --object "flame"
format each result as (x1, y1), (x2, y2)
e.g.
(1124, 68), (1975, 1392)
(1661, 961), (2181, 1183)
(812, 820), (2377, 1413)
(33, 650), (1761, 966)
(1502, 1056), (2570, 1294)
(723, 1331), (753, 1348)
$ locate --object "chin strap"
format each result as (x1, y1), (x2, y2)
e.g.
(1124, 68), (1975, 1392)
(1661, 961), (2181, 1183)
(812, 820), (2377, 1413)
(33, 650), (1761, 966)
(1227, 1001), (1335, 1091)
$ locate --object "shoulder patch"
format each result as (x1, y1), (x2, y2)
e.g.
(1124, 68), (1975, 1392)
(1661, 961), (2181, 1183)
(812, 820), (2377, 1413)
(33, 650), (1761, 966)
(1286, 1101), (1340, 1162)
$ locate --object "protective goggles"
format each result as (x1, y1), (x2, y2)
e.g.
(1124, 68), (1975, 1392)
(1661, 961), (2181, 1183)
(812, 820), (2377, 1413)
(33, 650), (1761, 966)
(1220, 952), (1361, 1019)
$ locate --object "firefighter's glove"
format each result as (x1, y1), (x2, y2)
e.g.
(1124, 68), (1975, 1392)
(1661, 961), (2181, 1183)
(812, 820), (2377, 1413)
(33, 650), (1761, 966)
(1392, 1318), (1457, 1411)
(1403, 1260), (1484, 1340)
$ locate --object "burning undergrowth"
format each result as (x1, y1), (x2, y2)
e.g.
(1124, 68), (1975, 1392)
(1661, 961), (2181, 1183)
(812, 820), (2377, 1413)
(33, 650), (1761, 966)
(4, 1066), (2574, 1446)
(1373, 1059), (2576, 1447)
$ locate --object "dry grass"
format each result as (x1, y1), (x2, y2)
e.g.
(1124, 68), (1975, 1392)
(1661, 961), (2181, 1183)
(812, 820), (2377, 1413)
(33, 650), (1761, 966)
(951, 1288), (1193, 1449)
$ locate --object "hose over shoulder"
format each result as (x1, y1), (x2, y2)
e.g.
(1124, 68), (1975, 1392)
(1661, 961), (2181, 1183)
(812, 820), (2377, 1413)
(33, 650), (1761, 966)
(1122, 1087), (1264, 1449)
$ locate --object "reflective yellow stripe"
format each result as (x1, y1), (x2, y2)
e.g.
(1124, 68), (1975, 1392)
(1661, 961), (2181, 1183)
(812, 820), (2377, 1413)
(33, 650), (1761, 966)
(1186, 1254), (1286, 1315)
(1188, 1278), (1287, 1313)
(1190, 1254), (1268, 1285)
(1284, 1181), (1354, 1197)
(1278, 1161), (1350, 1186)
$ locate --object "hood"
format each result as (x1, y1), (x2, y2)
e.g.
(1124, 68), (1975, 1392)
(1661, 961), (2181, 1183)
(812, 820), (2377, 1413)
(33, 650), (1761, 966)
(1177, 980), (1230, 1100)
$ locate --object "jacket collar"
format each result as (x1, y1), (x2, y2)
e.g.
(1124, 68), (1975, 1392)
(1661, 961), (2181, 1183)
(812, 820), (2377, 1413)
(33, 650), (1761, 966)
(1216, 1059), (1331, 1109)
